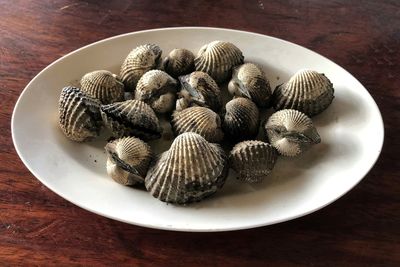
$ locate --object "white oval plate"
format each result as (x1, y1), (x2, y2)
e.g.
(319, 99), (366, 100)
(12, 27), (384, 232)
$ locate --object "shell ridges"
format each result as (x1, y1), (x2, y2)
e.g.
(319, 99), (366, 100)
(105, 136), (153, 185)
(58, 86), (102, 142)
(100, 99), (162, 140)
(265, 109), (321, 156)
(145, 132), (228, 204)
(272, 69), (334, 116)
(229, 140), (278, 183)
(171, 106), (224, 142)
(194, 41), (244, 83)
(80, 70), (125, 104)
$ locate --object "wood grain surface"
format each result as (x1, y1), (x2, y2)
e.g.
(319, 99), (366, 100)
(1, 0), (399, 266)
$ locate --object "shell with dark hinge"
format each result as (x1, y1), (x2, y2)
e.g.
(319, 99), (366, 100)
(265, 109), (321, 156)
(272, 69), (334, 116)
(145, 132), (228, 204)
(58, 86), (102, 142)
(176, 71), (222, 112)
(105, 136), (153, 185)
(135, 70), (178, 113)
(120, 44), (162, 91)
(222, 97), (260, 142)
(100, 99), (162, 140)
(162, 48), (195, 78)
(171, 106), (224, 142)
(229, 140), (278, 183)
(80, 70), (125, 104)
(228, 63), (272, 108)
(194, 41), (244, 83)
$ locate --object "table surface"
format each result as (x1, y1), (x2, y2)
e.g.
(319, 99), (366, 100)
(1, 0), (399, 266)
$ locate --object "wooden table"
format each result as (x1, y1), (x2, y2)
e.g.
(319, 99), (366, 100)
(1, 1), (399, 266)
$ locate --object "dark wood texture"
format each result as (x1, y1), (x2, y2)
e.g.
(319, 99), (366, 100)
(1, 0), (399, 266)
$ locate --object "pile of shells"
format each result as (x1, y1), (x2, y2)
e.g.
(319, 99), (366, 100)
(57, 40), (334, 205)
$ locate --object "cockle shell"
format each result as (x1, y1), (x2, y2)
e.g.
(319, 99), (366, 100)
(272, 69), (334, 116)
(120, 44), (162, 91)
(229, 141), (278, 183)
(80, 70), (125, 104)
(265, 109), (321, 157)
(58, 86), (102, 142)
(171, 106), (224, 142)
(145, 132), (228, 204)
(222, 97), (260, 142)
(176, 71), (222, 112)
(162, 48), (195, 78)
(135, 70), (178, 113)
(100, 99), (162, 140)
(105, 137), (153, 185)
(194, 41), (244, 83)
(228, 63), (272, 108)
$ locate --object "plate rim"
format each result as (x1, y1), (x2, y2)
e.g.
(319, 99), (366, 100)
(11, 26), (385, 232)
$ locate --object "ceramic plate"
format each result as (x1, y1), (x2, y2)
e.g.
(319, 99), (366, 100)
(12, 27), (384, 231)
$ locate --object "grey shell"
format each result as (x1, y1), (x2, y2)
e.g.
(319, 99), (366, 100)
(105, 136), (153, 185)
(228, 63), (272, 108)
(272, 69), (334, 116)
(120, 44), (162, 91)
(80, 70), (125, 104)
(229, 140), (278, 183)
(100, 99), (162, 140)
(222, 97), (260, 142)
(145, 132), (228, 204)
(176, 71), (222, 112)
(265, 109), (321, 157)
(162, 48), (195, 78)
(194, 41), (244, 83)
(135, 70), (178, 114)
(58, 86), (102, 142)
(171, 106), (224, 143)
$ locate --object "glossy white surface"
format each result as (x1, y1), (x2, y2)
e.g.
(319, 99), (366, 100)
(12, 27), (384, 231)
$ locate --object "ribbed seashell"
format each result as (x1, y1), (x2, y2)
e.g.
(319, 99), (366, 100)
(135, 70), (178, 114)
(58, 86), (102, 142)
(229, 141), (278, 183)
(176, 71), (222, 112)
(222, 97), (260, 142)
(105, 137), (153, 185)
(120, 44), (162, 91)
(194, 41), (244, 83)
(272, 69), (334, 116)
(145, 132), (228, 204)
(228, 63), (272, 108)
(80, 70), (125, 104)
(171, 107), (224, 142)
(162, 48), (195, 78)
(265, 109), (321, 157)
(100, 99), (162, 140)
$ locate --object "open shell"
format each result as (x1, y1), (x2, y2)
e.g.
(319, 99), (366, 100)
(58, 86), (102, 142)
(194, 41), (244, 83)
(162, 48), (195, 78)
(272, 69), (334, 116)
(145, 132), (228, 204)
(105, 137), (153, 185)
(229, 141), (278, 183)
(171, 106), (224, 142)
(120, 44), (162, 91)
(80, 70), (125, 104)
(135, 70), (178, 113)
(265, 109), (321, 156)
(100, 99), (162, 140)
(222, 97), (260, 142)
(176, 71), (222, 112)
(228, 63), (272, 108)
